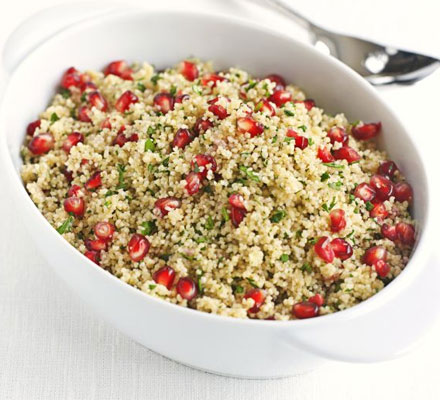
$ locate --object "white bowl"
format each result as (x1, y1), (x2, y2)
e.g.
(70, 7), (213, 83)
(0, 5), (437, 378)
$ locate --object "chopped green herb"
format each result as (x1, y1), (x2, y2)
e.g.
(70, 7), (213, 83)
(308, 237), (318, 245)
(345, 230), (355, 239)
(351, 120), (360, 127)
(245, 80), (258, 91)
(255, 101), (263, 111)
(322, 197), (337, 212)
(144, 138), (156, 152)
(193, 161), (200, 173)
(221, 206), (230, 221)
(284, 109), (295, 117)
(298, 125), (307, 132)
(300, 263), (313, 273)
(270, 209), (286, 223)
(192, 84), (202, 95)
(80, 92), (87, 102)
(159, 254), (171, 262)
(195, 237), (207, 244)
(147, 126), (155, 136)
(180, 253), (196, 261)
(141, 221), (157, 236)
(239, 165), (260, 182)
(366, 201), (374, 211)
(296, 230), (303, 239)
(162, 157), (170, 167)
(170, 85), (177, 96)
(354, 207), (360, 214)
(328, 181), (343, 190)
(321, 172), (330, 182)
(116, 164), (126, 190)
(247, 278), (259, 288)
(308, 138), (314, 146)
(147, 163), (155, 173)
(233, 285), (244, 294)
(56, 215), (74, 234)
(272, 135), (278, 144)
(280, 254), (289, 263)
(105, 190), (115, 197)
(50, 113), (59, 124)
(323, 162), (345, 169)
(137, 82), (146, 92)
(148, 284), (157, 290)
(60, 88), (71, 99)
(151, 74), (161, 85)
(197, 273), (204, 294)
(349, 194), (356, 204)
(205, 216), (214, 230)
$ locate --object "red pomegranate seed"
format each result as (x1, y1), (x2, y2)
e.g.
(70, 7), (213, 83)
(333, 146), (360, 163)
(27, 119), (41, 136)
(286, 129), (308, 150)
(84, 171), (102, 191)
(237, 117), (264, 137)
(330, 238), (353, 260)
(154, 93), (175, 114)
(201, 73), (225, 87)
(127, 234), (150, 262)
(265, 73), (285, 90)
(244, 288), (266, 313)
(374, 259), (390, 278)
(80, 158), (89, 166)
(101, 118), (112, 130)
(292, 301), (319, 319)
(113, 133), (128, 147)
(94, 222), (115, 241)
(80, 81), (97, 93)
(62, 132), (84, 153)
(85, 238), (108, 251)
(62, 168), (73, 183)
(256, 99), (275, 116)
(78, 106), (92, 123)
(377, 160), (398, 179)
(354, 182), (376, 202)
(193, 118), (213, 135)
(295, 99), (315, 111)
(230, 206), (247, 227)
(88, 91), (108, 111)
(317, 147), (335, 162)
(175, 93), (190, 103)
(68, 184), (82, 197)
(178, 60), (199, 81)
(363, 246), (387, 266)
(308, 294), (325, 307)
(394, 182), (413, 203)
(176, 277), (198, 300)
(370, 175), (394, 201)
(327, 126), (348, 145)
(352, 122), (381, 140)
(370, 202), (388, 221)
(28, 133), (54, 155)
(172, 128), (194, 149)
(61, 67), (81, 89)
(191, 154), (217, 178)
(208, 98), (229, 120)
(185, 172), (202, 195)
(314, 236), (335, 263)
(329, 209), (346, 232)
(128, 133), (139, 143)
(64, 197), (85, 216)
(104, 60), (133, 80)
(396, 222), (415, 245)
(228, 194), (246, 210)
(269, 90), (292, 107)
(381, 224), (397, 241)
(153, 266), (176, 289)
(154, 197), (181, 217)
(115, 90), (139, 113)
(84, 250), (100, 265)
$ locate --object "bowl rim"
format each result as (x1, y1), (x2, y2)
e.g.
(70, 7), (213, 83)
(0, 8), (433, 328)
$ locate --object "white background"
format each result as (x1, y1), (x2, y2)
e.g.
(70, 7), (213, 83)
(1, 0), (440, 399)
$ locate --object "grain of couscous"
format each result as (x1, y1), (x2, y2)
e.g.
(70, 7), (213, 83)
(21, 59), (416, 320)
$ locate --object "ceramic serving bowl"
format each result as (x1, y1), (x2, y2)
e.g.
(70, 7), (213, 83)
(0, 4), (437, 378)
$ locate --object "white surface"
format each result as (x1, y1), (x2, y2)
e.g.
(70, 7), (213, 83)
(0, 0), (439, 398)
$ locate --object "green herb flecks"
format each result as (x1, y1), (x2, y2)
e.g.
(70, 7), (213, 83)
(239, 165), (260, 182)
(151, 74), (161, 85)
(170, 85), (177, 96)
(298, 125), (307, 132)
(56, 215), (74, 234)
(280, 254), (289, 263)
(322, 197), (337, 212)
(255, 101), (263, 111)
(204, 216), (214, 230)
(366, 201), (374, 211)
(144, 138), (156, 152)
(247, 278), (259, 288)
(161, 157), (170, 167)
(233, 285), (244, 294)
(300, 263), (313, 273)
(323, 162), (345, 169)
(245, 80), (258, 92)
(148, 284), (157, 290)
(50, 113), (60, 124)
(221, 206), (230, 222)
(116, 164), (127, 190)
(328, 181), (343, 190)
(321, 172), (330, 182)
(270, 209), (286, 223)
(284, 109), (295, 117)
(141, 221), (157, 236)
(60, 88), (71, 99)
(137, 82), (146, 92)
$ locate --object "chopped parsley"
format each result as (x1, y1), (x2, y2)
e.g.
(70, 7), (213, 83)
(349, 194), (356, 204)
(204, 216), (214, 230)
(300, 263), (313, 273)
(50, 113), (59, 124)
(233, 285), (244, 294)
(137, 82), (146, 92)
(116, 164), (126, 190)
(366, 201), (374, 211)
(298, 125), (307, 132)
(320, 172), (330, 182)
(151, 74), (161, 85)
(323, 162), (345, 169)
(192, 85), (202, 95)
(170, 85), (177, 96)
(245, 80), (258, 91)
(328, 181), (343, 190)
(144, 138), (156, 152)
(162, 157), (170, 167)
(272, 135), (278, 144)
(194, 237), (207, 244)
(141, 221), (157, 236)
(255, 101), (263, 111)
(239, 165), (260, 182)
(247, 278), (259, 288)
(56, 215), (74, 234)
(270, 209), (286, 223)
(284, 109), (295, 117)
(280, 254), (289, 263)
(308, 138), (314, 146)
(322, 197), (337, 212)
(149, 284), (157, 290)
(60, 88), (71, 99)
(221, 206), (230, 221)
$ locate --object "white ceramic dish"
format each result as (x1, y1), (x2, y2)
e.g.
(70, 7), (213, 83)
(0, 4), (438, 378)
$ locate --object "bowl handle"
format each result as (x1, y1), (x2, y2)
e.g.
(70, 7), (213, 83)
(282, 256), (440, 363)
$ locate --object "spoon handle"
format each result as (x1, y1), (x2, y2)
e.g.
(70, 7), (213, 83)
(265, 0), (314, 29)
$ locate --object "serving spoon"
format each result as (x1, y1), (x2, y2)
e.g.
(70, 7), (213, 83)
(265, 0), (440, 85)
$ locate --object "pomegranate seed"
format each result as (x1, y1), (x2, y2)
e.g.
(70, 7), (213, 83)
(317, 147), (335, 162)
(185, 172), (203, 195)
(352, 122), (381, 140)
(201, 73), (225, 87)
(377, 160), (398, 179)
(154, 93), (174, 114)
(374, 259), (390, 278)
(104, 60), (133, 80)
(68, 184), (82, 197)
(85, 238), (107, 251)
(265, 73), (285, 90)
(363, 246), (387, 266)
(128, 133), (139, 143)
(314, 236), (335, 263)
(327, 126), (348, 145)
(84, 171), (102, 191)
(113, 133), (128, 147)
(64, 197), (85, 216)
(295, 99), (315, 111)
(329, 209), (346, 232)
(330, 238), (353, 260)
(269, 90), (292, 107)
(308, 294), (325, 307)
(94, 222), (115, 241)
(175, 93), (190, 103)
(80, 158), (89, 166)
(62, 132), (84, 153)
(333, 146), (360, 163)
(62, 168), (73, 183)
(27, 119), (41, 136)
(172, 128), (194, 149)
(354, 182), (376, 202)
(61, 67), (81, 88)
(208, 98), (229, 120)
(394, 182), (413, 203)
(80, 81), (97, 93)
(154, 197), (181, 217)
(178, 60), (199, 81)
(84, 250), (100, 265)
(244, 288), (266, 313)
(88, 91), (108, 111)
(78, 106), (92, 123)
(292, 301), (319, 319)
(127, 233), (150, 262)
(370, 202), (388, 221)
(228, 194), (246, 210)
(176, 277), (198, 300)
(381, 224), (397, 241)
(101, 118), (112, 130)
(191, 154), (217, 178)
(370, 175), (394, 201)
(230, 206), (247, 227)
(396, 222), (415, 245)
(237, 117), (264, 137)
(28, 133), (54, 155)
(286, 129), (308, 150)
(255, 99), (275, 116)
(153, 266), (176, 289)
(193, 118), (213, 135)
(115, 90), (139, 113)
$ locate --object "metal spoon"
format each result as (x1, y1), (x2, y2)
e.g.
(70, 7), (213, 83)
(265, 0), (440, 85)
